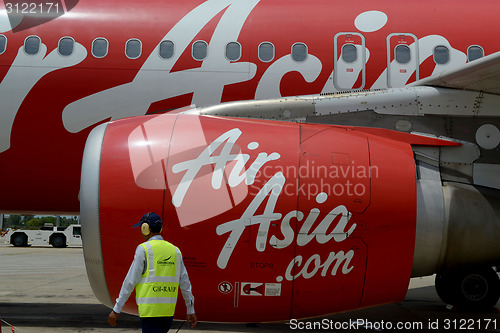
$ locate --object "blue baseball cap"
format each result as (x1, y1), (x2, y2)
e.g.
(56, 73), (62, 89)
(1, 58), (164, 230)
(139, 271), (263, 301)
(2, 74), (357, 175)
(133, 212), (163, 233)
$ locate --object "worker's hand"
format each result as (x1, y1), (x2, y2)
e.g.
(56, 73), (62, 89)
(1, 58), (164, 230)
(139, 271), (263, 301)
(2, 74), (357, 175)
(186, 313), (197, 329)
(108, 310), (119, 327)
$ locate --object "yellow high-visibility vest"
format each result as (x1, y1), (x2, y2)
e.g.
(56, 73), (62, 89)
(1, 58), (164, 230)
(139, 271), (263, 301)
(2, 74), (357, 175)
(135, 239), (180, 317)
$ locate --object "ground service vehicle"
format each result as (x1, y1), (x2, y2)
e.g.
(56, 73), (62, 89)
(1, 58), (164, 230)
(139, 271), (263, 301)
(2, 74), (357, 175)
(5, 224), (82, 248)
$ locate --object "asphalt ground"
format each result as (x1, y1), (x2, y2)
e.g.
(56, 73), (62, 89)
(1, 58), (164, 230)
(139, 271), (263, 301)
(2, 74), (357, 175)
(0, 236), (498, 333)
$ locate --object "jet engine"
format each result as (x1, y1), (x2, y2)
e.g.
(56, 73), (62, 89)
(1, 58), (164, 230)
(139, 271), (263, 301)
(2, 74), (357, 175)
(80, 110), (500, 322)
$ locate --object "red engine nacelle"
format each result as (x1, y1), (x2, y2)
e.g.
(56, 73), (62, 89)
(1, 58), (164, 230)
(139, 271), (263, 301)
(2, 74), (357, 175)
(81, 112), (421, 322)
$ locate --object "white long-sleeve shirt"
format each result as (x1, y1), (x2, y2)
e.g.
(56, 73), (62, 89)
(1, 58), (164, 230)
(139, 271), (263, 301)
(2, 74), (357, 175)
(112, 235), (195, 315)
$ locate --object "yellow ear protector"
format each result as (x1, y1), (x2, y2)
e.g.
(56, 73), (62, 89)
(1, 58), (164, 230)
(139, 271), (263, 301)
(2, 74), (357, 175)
(141, 222), (151, 236)
(140, 212), (152, 236)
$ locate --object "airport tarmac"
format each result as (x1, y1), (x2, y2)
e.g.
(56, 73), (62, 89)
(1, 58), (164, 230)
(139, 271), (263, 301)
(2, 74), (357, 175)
(0, 236), (498, 333)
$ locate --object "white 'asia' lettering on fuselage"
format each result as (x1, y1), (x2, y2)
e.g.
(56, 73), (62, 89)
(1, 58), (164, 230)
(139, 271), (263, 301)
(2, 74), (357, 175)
(0, 0), (468, 154)
(171, 128), (357, 281)
(59, 0), (467, 135)
(0, 42), (87, 153)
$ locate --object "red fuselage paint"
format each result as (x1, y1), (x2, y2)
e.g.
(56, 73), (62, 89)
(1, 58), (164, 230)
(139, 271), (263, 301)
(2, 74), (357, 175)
(0, 0), (497, 213)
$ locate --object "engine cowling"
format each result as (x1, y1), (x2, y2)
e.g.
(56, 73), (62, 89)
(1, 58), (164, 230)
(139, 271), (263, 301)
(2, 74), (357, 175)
(81, 112), (432, 321)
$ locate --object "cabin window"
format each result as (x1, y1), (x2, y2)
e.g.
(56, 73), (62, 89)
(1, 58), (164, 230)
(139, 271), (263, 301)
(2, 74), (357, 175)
(395, 44), (411, 64)
(24, 36), (40, 55)
(467, 45), (484, 62)
(259, 42), (274, 62)
(225, 42), (241, 61)
(342, 44), (358, 63)
(192, 40), (208, 61)
(291, 42), (307, 62)
(0, 35), (7, 54)
(434, 46), (449, 64)
(159, 40), (174, 59)
(58, 37), (74, 56)
(92, 38), (108, 58)
(126, 39), (142, 59)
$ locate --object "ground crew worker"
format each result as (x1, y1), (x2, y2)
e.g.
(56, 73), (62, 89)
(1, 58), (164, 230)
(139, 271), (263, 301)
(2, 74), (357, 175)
(108, 212), (197, 332)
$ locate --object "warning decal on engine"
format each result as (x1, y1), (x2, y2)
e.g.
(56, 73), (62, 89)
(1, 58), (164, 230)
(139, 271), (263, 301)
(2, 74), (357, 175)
(265, 283), (282, 296)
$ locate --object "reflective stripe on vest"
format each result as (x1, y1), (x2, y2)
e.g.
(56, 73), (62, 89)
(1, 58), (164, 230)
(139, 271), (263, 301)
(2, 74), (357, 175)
(135, 240), (181, 317)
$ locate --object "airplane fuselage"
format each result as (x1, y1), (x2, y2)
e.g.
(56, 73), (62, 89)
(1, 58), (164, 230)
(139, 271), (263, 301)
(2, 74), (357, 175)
(0, 0), (498, 213)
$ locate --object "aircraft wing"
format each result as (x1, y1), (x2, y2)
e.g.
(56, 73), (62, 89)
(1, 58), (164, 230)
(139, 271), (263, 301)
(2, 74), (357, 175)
(410, 51), (500, 95)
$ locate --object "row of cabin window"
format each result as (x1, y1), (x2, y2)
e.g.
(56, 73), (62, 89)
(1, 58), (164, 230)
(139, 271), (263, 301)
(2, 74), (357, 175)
(0, 35), (306, 62)
(342, 43), (484, 64)
(191, 41), (308, 62)
(395, 44), (483, 64)
(0, 34), (486, 64)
